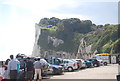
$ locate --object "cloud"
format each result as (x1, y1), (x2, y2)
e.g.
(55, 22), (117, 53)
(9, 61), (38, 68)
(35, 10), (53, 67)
(0, 0), (118, 60)
(2, 0), (118, 22)
(2, 0), (89, 19)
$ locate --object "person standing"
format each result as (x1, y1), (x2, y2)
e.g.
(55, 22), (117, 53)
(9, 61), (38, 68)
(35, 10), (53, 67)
(2, 59), (10, 80)
(25, 57), (34, 81)
(7, 55), (20, 81)
(33, 58), (42, 81)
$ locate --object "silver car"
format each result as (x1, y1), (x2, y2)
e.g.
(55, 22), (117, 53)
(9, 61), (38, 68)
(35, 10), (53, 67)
(63, 59), (78, 72)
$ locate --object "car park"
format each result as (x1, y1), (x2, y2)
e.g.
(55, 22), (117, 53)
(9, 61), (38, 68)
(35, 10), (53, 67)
(63, 59), (78, 72)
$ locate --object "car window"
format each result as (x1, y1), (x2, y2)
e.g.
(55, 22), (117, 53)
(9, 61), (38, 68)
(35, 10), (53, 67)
(64, 61), (69, 63)
(69, 60), (74, 63)
(54, 59), (61, 65)
(94, 59), (97, 61)
(84, 60), (87, 62)
(88, 59), (92, 61)
(45, 59), (52, 64)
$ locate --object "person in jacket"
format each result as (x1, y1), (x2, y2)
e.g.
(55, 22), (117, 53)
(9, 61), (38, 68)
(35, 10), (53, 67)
(25, 57), (34, 81)
(7, 55), (20, 81)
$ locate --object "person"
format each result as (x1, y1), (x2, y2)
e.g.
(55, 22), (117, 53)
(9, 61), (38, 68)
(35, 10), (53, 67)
(7, 55), (20, 81)
(0, 75), (3, 81)
(33, 58), (42, 81)
(25, 57), (34, 81)
(2, 59), (10, 80)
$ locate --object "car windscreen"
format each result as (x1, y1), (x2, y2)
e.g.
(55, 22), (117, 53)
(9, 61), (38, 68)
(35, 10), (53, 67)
(45, 58), (63, 65)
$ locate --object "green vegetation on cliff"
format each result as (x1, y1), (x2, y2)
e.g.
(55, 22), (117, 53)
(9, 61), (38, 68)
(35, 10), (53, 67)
(37, 17), (119, 54)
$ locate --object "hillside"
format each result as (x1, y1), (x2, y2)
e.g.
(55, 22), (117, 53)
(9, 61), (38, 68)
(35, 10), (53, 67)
(36, 17), (119, 58)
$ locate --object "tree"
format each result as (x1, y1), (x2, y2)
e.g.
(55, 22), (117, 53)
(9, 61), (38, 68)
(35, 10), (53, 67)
(79, 20), (92, 33)
(39, 18), (49, 25)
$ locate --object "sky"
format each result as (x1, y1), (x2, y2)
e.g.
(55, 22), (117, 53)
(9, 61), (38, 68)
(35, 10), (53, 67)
(0, 0), (119, 61)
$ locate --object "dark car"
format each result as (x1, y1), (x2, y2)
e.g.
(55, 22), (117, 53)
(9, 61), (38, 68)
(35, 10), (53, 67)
(84, 60), (93, 68)
(87, 59), (100, 67)
(51, 65), (63, 75)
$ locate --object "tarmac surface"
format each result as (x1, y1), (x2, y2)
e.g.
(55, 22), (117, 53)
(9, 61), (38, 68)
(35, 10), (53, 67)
(49, 64), (118, 79)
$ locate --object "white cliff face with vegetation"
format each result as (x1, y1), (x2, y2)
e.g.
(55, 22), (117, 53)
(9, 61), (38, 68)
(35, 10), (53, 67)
(32, 17), (119, 59)
(32, 24), (65, 57)
(32, 23), (41, 56)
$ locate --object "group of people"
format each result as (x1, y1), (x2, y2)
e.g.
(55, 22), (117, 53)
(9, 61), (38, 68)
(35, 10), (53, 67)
(2, 55), (43, 81)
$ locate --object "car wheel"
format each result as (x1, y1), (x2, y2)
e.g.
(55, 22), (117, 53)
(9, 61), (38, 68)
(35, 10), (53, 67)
(67, 67), (73, 72)
(93, 63), (98, 67)
(104, 62), (107, 66)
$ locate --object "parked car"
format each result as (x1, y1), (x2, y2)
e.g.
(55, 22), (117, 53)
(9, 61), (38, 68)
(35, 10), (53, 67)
(63, 59), (78, 72)
(84, 60), (93, 68)
(46, 64), (53, 74)
(44, 57), (64, 66)
(39, 58), (51, 76)
(75, 59), (86, 69)
(71, 59), (80, 69)
(51, 65), (64, 75)
(44, 58), (64, 75)
(87, 59), (100, 67)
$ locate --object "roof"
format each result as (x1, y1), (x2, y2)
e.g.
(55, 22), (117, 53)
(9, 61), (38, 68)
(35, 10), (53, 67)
(95, 53), (110, 56)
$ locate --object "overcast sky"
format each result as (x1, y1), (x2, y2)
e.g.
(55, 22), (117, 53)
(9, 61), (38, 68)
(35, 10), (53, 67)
(0, 0), (119, 60)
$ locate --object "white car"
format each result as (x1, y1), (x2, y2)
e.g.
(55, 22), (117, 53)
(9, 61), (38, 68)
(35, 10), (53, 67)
(39, 58), (53, 76)
(75, 59), (86, 69)
(42, 58), (64, 75)
(63, 59), (78, 72)
(70, 59), (79, 69)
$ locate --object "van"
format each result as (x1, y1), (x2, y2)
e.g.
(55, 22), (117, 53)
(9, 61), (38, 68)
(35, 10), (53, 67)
(92, 56), (109, 66)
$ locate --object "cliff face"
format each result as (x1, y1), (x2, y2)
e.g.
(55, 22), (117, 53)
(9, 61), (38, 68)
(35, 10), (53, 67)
(32, 17), (119, 59)
(48, 36), (64, 47)
(32, 24), (77, 58)
(32, 23), (41, 57)
(32, 24), (93, 59)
